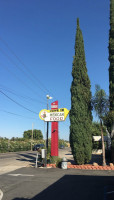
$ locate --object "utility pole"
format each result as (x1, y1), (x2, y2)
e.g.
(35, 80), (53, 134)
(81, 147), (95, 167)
(46, 95), (52, 152)
(31, 123), (34, 151)
(46, 96), (49, 151)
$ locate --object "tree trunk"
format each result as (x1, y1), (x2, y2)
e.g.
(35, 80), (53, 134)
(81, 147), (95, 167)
(101, 120), (106, 166)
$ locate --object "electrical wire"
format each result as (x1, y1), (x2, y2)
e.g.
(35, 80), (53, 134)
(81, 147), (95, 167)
(0, 62), (46, 101)
(0, 84), (46, 105)
(0, 47), (46, 93)
(0, 109), (38, 120)
(0, 90), (39, 115)
(0, 36), (69, 106)
(0, 36), (56, 98)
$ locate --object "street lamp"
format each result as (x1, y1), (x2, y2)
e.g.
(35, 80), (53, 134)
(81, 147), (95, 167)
(46, 95), (52, 151)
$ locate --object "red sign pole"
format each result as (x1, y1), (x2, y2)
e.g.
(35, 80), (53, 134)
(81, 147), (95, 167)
(51, 101), (58, 156)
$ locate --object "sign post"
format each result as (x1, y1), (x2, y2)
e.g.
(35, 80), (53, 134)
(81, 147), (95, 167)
(51, 101), (58, 156)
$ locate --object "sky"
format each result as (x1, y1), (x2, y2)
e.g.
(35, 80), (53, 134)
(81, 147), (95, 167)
(0, 0), (110, 140)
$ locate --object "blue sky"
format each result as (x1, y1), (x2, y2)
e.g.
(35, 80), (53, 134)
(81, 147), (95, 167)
(0, 0), (110, 140)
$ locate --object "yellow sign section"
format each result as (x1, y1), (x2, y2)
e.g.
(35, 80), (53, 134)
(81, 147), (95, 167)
(39, 108), (69, 122)
(39, 109), (49, 120)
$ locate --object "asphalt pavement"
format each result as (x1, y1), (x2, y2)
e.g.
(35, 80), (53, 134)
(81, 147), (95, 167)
(0, 148), (73, 175)
(0, 148), (114, 200)
(0, 167), (114, 200)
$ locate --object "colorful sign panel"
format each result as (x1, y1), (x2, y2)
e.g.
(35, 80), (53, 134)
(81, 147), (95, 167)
(39, 109), (48, 120)
(39, 108), (69, 122)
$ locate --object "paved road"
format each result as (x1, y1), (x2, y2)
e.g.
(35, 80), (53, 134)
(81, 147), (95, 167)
(0, 148), (71, 160)
(0, 167), (114, 200)
(0, 151), (37, 175)
(0, 148), (73, 175)
(0, 148), (104, 175)
(0, 149), (114, 200)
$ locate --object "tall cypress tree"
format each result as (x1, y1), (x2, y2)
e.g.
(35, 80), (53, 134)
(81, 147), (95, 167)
(70, 18), (92, 164)
(109, 0), (114, 111)
(108, 0), (114, 137)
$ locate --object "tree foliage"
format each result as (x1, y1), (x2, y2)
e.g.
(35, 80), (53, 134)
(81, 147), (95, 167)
(103, 111), (114, 134)
(92, 85), (109, 166)
(109, 0), (114, 111)
(70, 18), (92, 165)
(92, 122), (107, 150)
(91, 122), (107, 137)
(92, 85), (109, 119)
(23, 129), (43, 140)
(108, 0), (114, 138)
(10, 137), (25, 141)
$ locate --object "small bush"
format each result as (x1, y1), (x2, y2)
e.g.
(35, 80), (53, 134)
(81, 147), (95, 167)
(92, 141), (102, 150)
(48, 156), (62, 168)
(56, 158), (62, 168)
(50, 156), (58, 164)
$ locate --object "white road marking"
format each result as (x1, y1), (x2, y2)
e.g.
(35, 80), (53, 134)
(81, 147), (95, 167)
(0, 189), (3, 200)
(8, 174), (34, 177)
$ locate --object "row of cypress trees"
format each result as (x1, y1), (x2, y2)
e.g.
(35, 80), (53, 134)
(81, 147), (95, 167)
(70, 0), (114, 165)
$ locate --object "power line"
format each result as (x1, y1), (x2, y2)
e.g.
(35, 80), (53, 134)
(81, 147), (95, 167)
(0, 49), (48, 96)
(0, 62), (46, 101)
(0, 90), (39, 115)
(0, 36), (56, 98)
(0, 109), (38, 120)
(0, 36), (68, 106)
(0, 84), (46, 105)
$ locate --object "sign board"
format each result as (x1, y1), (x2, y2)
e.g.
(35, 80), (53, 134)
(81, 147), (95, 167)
(39, 109), (48, 120)
(39, 108), (69, 122)
(93, 136), (109, 142)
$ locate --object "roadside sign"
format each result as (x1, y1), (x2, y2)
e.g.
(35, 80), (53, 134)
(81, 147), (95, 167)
(39, 108), (69, 122)
(93, 136), (109, 142)
(39, 109), (48, 120)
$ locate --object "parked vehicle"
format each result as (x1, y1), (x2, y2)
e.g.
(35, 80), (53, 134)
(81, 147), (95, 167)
(59, 145), (65, 149)
(33, 144), (45, 151)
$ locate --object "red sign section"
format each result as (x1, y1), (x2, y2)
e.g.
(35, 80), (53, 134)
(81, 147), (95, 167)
(51, 101), (58, 156)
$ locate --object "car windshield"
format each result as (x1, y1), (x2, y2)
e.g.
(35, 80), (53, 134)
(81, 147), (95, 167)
(35, 144), (44, 148)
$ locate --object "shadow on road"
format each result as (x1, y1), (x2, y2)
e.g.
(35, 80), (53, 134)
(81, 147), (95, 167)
(17, 151), (104, 166)
(16, 153), (36, 164)
(12, 175), (114, 200)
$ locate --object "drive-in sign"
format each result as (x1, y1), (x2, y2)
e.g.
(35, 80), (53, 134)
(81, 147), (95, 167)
(39, 108), (69, 122)
(49, 109), (64, 121)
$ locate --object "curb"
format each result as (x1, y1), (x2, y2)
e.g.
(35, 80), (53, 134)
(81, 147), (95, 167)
(47, 164), (114, 170)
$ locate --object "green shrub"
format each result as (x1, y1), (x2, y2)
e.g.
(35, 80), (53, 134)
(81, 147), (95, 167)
(92, 141), (102, 150)
(56, 158), (62, 168)
(0, 139), (31, 153)
(47, 156), (62, 168)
